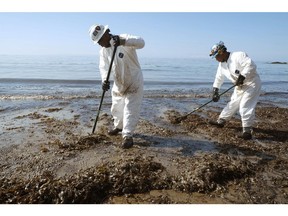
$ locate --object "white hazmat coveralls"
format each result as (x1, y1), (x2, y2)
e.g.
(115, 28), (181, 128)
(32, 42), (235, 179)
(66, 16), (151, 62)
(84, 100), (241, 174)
(99, 34), (145, 138)
(213, 51), (262, 129)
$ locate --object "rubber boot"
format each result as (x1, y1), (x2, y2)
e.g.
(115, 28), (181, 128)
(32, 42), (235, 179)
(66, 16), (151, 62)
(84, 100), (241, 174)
(122, 136), (134, 149)
(208, 118), (226, 128)
(239, 127), (252, 140)
(108, 128), (122, 136)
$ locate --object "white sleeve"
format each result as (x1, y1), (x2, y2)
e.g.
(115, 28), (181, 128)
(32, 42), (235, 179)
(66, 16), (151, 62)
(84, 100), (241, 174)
(99, 49), (109, 82)
(121, 34), (145, 49)
(213, 64), (225, 89)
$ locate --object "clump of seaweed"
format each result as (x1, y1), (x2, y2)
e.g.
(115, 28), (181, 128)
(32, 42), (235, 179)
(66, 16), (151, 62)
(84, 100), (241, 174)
(172, 153), (254, 193)
(0, 156), (166, 203)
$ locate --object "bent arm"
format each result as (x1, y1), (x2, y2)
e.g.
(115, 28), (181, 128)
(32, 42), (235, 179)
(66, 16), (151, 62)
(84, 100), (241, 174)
(120, 34), (145, 49)
(213, 65), (225, 89)
(99, 49), (109, 82)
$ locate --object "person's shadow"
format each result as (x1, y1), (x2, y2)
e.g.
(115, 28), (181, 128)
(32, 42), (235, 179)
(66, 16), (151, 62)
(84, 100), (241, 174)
(133, 133), (217, 156)
(253, 128), (288, 142)
(134, 132), (276, 162)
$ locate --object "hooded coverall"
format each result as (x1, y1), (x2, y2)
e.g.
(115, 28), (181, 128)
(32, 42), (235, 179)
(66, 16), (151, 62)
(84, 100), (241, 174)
(99, 34), (145, 138)
(213, 51), (262, 129)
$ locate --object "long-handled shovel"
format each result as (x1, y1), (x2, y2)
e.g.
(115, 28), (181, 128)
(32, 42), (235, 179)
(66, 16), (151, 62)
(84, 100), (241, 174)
(92, 45), (118, 133)
(174, 84), (236, 123)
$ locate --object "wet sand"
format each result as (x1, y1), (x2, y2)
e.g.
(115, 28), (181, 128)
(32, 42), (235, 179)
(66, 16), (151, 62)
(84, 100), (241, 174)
(0, 97), (288, 204)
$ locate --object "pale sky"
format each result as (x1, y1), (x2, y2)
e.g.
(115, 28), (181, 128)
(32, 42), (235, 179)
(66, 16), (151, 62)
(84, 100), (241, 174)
(0, 1), (287, 61)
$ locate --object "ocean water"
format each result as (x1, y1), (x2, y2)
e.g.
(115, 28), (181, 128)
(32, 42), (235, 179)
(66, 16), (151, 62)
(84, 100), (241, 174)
(0, 54), (287, 113)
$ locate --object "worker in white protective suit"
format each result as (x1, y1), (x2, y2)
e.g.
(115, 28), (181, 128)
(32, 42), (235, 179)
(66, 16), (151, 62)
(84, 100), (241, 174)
(208, 41), (261, 140)
(89, 24), (145, 148)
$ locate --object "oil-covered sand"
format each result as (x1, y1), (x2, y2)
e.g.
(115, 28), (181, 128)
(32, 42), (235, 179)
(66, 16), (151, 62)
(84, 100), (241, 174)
(0, 98), (287, 204)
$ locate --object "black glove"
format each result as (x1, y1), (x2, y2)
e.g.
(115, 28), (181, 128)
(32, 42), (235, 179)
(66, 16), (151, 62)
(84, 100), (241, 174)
(235, 75), (245, 86)
(102, 80), (110, 91)
(212, 87), (220, 102)
(112, 35), (120, 47)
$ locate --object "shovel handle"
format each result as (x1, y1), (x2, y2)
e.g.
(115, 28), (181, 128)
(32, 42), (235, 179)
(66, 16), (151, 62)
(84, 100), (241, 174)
(177, 84), (236, 121)
(92, 45), (118, 133)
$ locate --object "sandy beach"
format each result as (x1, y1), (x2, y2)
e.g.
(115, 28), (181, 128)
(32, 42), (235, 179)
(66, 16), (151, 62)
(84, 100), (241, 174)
(1, 94), (287, 204)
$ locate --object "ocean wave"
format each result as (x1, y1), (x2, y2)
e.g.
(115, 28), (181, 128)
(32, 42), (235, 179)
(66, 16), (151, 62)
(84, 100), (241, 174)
(0, 94), (98, 101)
(0, 78), (100, 85)
(1, 78), (286, 86)
(262, 91), (288, 95)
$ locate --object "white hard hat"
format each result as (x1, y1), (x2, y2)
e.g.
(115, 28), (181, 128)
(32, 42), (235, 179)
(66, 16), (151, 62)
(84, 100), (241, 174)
(89, 24), (109, 44)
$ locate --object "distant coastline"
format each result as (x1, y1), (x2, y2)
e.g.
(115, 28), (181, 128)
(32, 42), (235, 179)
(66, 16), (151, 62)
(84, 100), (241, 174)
(270, 61), (287, 64)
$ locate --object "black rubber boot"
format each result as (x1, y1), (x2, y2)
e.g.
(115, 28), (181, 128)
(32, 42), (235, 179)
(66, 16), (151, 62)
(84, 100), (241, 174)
(108, 128), (122, 136)
(208, 118), (226, 128)
(239, 127), (253, 140)
(242, 132), (252, 140)
(122, 136), (134, 149)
